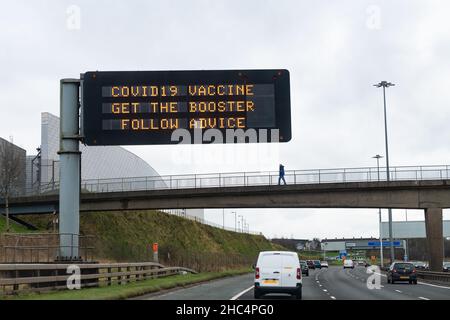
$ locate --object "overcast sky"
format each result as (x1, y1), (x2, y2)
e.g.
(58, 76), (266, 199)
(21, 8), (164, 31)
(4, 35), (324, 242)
(1, 0), (449, 239)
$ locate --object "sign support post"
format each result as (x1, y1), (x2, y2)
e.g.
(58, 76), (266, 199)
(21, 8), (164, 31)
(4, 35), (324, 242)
(58, 79), (81, 259)
(152, 243), (159, 263)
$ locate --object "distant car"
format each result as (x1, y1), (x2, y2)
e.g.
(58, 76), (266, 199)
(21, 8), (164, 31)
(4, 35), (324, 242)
(306, 260), (315, 269)
(343, 259), (354, 269)
(254, 251), (302, 299)
(300, 260), (309, 276)
(313, 260), (322, 269)
(357, 260), (368, 267)
(320, 261), (329, 268)
(413, 261), (427, 270)
(387, 262), (417, 284)
(443, 262), (450, 272)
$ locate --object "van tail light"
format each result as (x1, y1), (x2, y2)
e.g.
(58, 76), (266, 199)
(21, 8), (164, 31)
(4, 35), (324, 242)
(393, 269), (397, 273)
(255, 267), (260, 279)
(297, 268), (301, 279)
(412, 269), (416, 273)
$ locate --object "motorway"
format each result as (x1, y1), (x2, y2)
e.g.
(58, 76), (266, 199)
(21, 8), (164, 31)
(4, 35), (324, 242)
(138, 266), (450, 300)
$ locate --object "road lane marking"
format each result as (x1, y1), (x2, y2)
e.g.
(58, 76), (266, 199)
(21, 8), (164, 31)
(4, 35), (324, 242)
(330, 296), (336, 300)
(230, 285), (254, 300)
(323, 289), (328, 292)
(395, 290), (402, 293)
(417, 281), (450, 290)
(418, 296), (430, 300)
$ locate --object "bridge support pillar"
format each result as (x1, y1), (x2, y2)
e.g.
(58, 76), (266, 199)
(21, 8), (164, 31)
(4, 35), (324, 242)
(424, 208), (443, 272)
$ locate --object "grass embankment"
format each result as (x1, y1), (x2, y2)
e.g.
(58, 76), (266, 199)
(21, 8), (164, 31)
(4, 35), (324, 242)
(0, 216), (29, 233)
(23, 210), (283, 265)
(2, 268), (252, 300)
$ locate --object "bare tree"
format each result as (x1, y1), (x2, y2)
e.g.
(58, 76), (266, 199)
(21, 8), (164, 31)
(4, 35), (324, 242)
(311, 237), (322, 251)
(0, 139), (24, 232)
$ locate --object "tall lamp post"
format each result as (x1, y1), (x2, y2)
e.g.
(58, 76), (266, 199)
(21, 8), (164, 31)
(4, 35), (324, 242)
(374, 81), (395, 264)
(373, 154), (384, 267)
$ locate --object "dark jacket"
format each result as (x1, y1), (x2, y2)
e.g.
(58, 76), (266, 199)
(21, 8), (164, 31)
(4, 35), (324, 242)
(279, 165), (285, 176)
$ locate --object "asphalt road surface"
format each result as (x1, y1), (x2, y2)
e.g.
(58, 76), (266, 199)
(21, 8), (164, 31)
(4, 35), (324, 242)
(139, 266), (450, 300)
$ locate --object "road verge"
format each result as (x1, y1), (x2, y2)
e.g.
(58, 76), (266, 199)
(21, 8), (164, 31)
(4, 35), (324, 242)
(1, 268), (252, 300)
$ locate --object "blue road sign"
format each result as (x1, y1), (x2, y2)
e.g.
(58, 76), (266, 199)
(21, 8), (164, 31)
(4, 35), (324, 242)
(339, 250), (347, 259)
(368, 241), (402, 247)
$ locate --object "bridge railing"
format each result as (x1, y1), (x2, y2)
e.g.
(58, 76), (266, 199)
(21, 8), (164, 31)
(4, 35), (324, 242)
(18, 164), (450, 195)
(79, 164), (450, 193)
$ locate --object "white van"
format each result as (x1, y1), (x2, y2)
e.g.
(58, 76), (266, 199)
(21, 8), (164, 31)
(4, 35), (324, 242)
(254, 251), (302, 299)
(343, 259), (354, 269)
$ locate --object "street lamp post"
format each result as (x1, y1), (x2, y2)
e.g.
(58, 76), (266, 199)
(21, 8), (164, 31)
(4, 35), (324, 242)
(373, 154), (384, 267)
(374, 81), (395, 264)
(233, 211), (237, 232)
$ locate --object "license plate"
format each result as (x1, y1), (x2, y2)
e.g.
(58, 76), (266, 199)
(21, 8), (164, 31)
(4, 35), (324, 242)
(263, 280), (279, 284)
(400, 276), (409, 279)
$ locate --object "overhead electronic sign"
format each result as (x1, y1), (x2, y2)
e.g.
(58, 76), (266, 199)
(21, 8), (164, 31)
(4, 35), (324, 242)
(81, 69), (291, 145)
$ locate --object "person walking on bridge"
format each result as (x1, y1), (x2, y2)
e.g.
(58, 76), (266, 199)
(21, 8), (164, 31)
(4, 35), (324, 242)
(278, 164), (287, 185)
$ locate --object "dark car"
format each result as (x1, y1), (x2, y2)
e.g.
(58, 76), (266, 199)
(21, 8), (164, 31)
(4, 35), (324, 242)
(387, 262), (417, 284)
(313, 260), (322, 269)
(443, 262), (450, 272)
(306, 260), (315, 269)
(300, 260), (309, 276)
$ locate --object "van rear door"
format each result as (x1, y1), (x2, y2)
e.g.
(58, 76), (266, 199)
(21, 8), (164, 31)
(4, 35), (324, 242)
(258, 253), (283, 287)
(281, 254), (299, 287)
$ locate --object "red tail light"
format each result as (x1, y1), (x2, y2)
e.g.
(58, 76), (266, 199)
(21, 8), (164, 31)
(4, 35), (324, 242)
(412, 269), (416, 273)
(297, 268), (302, 279)
(255, 267), (260, 279)
(393, 269), (397, 273)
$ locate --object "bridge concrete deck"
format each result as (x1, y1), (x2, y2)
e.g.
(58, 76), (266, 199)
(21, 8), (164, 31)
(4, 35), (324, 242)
(4, 179), (450, 213)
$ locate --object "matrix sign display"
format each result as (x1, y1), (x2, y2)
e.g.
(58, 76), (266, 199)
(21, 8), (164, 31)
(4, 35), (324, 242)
(81, 69), (291, 145)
